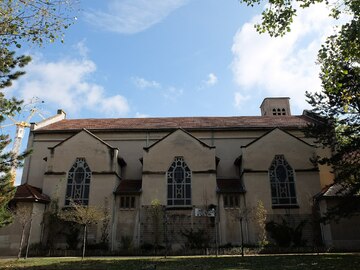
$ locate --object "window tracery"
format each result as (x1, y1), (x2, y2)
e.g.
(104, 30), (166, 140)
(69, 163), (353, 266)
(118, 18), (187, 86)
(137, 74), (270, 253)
(269, 155), (297, 207)
(167, 157), (191, 206)
(65, 158), (91, 205)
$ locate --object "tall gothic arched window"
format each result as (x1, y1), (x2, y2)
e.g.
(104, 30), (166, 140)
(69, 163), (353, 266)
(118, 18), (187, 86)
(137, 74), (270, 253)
(167, 157), (191, 206)
(269, 155), (297, 207)
(65, 158), (91, 205)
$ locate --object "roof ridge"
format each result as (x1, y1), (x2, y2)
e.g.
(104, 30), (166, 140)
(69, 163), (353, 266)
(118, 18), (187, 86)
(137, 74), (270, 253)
(36, 115), (310, 132)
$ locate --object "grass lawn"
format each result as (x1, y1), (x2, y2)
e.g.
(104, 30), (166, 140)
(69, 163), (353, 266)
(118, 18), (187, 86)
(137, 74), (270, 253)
(1, 254), (360, 270)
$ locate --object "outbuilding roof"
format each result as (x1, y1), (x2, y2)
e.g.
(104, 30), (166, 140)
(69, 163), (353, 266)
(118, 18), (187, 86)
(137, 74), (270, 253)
(13, 184), (50, 203)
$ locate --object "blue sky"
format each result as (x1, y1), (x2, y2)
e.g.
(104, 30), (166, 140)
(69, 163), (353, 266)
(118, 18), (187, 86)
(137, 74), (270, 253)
(7, 0), (339, 120)
(2, 0), (339, 184)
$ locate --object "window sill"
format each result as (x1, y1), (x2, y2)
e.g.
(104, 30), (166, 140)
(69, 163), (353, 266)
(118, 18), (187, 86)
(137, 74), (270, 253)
(272, 205), (299, 209)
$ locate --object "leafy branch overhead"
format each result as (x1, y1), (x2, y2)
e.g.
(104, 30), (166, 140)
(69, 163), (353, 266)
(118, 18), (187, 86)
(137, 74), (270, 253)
(239, 0), (355, 37)
(0, 0), (78, 48)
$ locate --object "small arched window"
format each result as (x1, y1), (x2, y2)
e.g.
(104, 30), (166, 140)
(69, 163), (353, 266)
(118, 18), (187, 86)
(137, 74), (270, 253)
(65, 158), (91, 205)
(269, 155), (297, 207)
(167, 157), (191, 206)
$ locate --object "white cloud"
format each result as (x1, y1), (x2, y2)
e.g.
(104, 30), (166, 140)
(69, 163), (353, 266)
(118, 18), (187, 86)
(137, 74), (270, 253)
(163, 86), (183, 101)
(84, 0), (188, 34)
(74, 40), (90, 58)
(231, 3), (340, 110)
(132, 77), (161, 89)
(205, 73), (218, 86)
(234, 93), (251, 109)
(12, 52), (129, 117)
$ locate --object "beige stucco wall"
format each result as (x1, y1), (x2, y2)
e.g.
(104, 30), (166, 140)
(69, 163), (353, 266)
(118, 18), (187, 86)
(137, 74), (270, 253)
(47, 130), (118, 174)
(241, 129), (321, 244)
(242, 129), (316, 171)
(242, 129), (320, 209)
(141, 129), (217, 206)
(0, 202), (46, 256)
(217, 194), (246, 246)
(39, 131), (120, 247)
(23, 129), (284, 187)
(16, 121), (335, 251)
(114, 196), (140, 249)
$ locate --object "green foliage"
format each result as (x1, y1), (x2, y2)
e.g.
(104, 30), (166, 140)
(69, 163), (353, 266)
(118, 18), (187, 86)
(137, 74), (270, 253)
(58, 201), (106, 227)
(120, 236), (133, 250)
(0, 49), (29, 227)
(0, 1), (76, 228)
(0, 138), (16, 228)
(149, 199), (163, 248)
(43, 197), (65, 251)
(265, 218), (307, 247)
(59, 201), (107, 258)
(64, 222), (81, 250)
(0, 51), (29, 217)
(239, 0), (340, 37)
(100, 197), (110, 245)
(181, 228), (211, 249)
(0, 0), (78, 48)
(0, 49), (31, 90)
(86, 241), (109, 250)
(305, 1), (360, 220)
(254, 200), (268, 247)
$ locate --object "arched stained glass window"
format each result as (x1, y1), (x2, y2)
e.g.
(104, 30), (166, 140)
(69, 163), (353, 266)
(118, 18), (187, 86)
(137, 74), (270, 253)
(65, 158), (91, 205)
(269, 155), (297, 207)
(167, 157), (191, 206)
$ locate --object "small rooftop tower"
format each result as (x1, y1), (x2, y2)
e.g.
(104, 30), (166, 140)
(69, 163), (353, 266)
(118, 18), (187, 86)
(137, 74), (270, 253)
(260, 97), (291, 116)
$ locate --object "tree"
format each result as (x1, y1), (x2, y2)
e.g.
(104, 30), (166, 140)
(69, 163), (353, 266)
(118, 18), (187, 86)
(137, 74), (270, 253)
(0, 0), (77, 227)
(239, 0), (360, 219)
(1, 0), (77, 48)
(0, 49), (30, 228)
(12, 203), (33, 259)
(59, 201), (107, 259)
(254, 200), (268, 248)
(149, 199), (163, 252)
(305, 2), (360, 219)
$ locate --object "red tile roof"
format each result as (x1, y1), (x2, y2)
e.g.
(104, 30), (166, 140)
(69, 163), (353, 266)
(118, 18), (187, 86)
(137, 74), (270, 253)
(36, 115), (311, 132)
(114, 180), (142, 195)
(14, 184), (50, 203)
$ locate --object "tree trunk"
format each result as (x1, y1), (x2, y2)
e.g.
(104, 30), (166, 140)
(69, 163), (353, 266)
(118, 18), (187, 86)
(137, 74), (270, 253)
(82, 224), (87, 259)
(18, 226), (26, 259)
(25, 217), (33, 259)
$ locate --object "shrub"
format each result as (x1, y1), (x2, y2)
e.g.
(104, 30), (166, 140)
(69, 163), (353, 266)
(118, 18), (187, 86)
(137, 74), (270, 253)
(86, 242), (109, 250)
(181, 228), (210, 249)
(120, 236), (132, 250)
(265, 218), (307, 247)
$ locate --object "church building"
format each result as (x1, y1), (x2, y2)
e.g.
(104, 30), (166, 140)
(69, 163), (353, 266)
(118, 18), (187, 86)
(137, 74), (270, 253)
(1, 97), (357, 255)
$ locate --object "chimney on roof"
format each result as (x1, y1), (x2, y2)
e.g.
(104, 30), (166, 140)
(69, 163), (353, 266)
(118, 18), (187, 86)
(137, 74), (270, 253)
(260, 97), (291, 116)
(57, 109), (66, 117)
